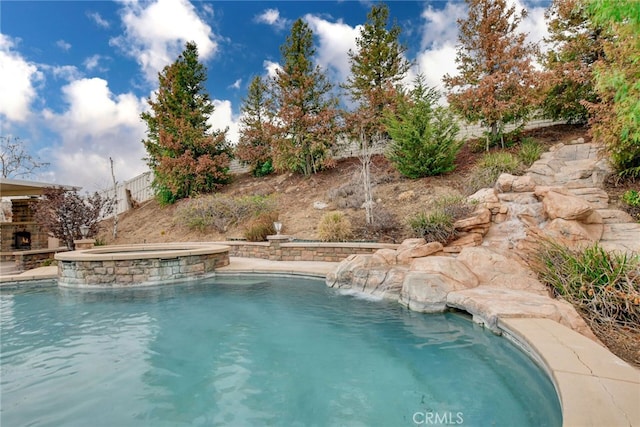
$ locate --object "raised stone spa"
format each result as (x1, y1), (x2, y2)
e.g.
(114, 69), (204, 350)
(55, 243), (230, 287)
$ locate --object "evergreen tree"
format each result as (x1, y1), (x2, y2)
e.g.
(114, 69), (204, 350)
(444, 0), (541, 150)
(342, 3), (410, 224)
(385, 75), (461, 179)
(235, 76), (275, 177)
(141, 42), (231, 203)
(585, 0), (640, 178)
(271, 19), (339, 176)
(541, 0), (604, 124)
(343, 3), (411, 137)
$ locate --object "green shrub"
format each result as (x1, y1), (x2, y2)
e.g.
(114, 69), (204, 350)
(621, 189), (640, 222)
(94, 237), (107, 246)
(532, 240), (640, 328)
(517, 138), (543, 166)
(155, 185), (178, 206)
(464, 151), (523, 194)
(407, 210), (456, 244)
(41, 258), (57, 267)
(385, 77), (462, 178)
(622, 189), (640, 207)
(317, 211), (353, 242)
(243, 212), (278, 241)
(253, 159), (274, 177)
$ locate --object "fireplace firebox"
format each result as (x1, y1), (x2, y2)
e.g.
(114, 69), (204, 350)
(14, 231), (32, 250)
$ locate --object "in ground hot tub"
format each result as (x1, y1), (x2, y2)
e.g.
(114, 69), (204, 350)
(55, 243), (230, 287)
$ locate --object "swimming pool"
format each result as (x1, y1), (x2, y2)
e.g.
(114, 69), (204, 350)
(0, 277), (561, 426)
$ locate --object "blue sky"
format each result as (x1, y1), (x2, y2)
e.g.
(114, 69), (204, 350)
(1, 0), (550, 191)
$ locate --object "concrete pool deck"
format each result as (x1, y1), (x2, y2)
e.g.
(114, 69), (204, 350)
(1, 257), (638, 426)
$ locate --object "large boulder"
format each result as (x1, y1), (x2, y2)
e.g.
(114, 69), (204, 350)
(453, 207), (491, 231)
(446, 287), (597, 340)
(495, 173), (536, 193)
(543, 218), (603, 248)
(457, 246), (547, 295)
(542, 189), (593, 221)
(326, 254), (405, 300)
(399, 257), (478, 312)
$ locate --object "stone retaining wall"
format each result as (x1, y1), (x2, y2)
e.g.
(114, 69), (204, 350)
(56, 244), (230, 287)
(222, 239), (398, 262)
(13, 248), (68, 271)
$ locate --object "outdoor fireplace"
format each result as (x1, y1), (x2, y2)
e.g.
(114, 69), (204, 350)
(14, 231), (31, 250)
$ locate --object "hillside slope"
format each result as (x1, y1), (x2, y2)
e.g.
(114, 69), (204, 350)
(97, 125), (595, 245)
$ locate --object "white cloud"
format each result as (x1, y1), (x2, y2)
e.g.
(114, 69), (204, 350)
(56, 39), (72, 51)
(88, 11), (110, 29)
(304, 14), (360, 83)
(0, 35), (42, 122)
(415, 43), (458, 94)
(47, 64), (82, 81)
(83, 54), (108, 72)
(420, 2), (466, 49)
(229, 78), (242, 90)
(209, 99), (240, 146)
(111, 0), (218, 83)
(255, 8), (289, 31)
(519, 2), (550, 48)
(42, 78), (148, 190)
(263, 60), (281, 78)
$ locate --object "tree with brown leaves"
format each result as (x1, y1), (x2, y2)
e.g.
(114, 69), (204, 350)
(271, 19), (340, 176)
(33, 187), (113, 250)
(235, 76), (275, 177)
(444, 0), (541, 150)
(141, 42), (231, 204)
(342, 3), (410, 224)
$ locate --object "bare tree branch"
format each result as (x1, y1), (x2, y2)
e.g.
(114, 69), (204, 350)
(0, 136), (50, 179)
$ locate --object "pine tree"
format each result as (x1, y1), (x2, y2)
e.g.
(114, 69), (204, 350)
(386, 75), (461, 179)
(235, 76), (275, 176)
(141, 42), (231, 203)
(342, 3), (410, 224)
(343, 3), (410, 137)
(444, 0), (541, 150)
(271, 19), (339, 176)
(541, 0), (604, 124)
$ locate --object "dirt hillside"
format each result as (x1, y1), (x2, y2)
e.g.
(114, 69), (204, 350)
(97, 125), (595, 245)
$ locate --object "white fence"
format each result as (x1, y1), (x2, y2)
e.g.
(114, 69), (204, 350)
(105, 117), (564, 217)
(103, 171), (154, 217)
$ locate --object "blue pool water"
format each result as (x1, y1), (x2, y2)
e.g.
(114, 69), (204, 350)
(0, 277), (561, 426)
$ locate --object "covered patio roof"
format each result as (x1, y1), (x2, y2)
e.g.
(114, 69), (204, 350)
(0, 177), (80, 197)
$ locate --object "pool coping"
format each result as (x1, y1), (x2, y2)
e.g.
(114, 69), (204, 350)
(54, 243), (229, 261)
(1, 257), (638, 426)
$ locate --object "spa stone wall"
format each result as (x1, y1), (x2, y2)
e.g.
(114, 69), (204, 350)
(58, 252), (229, 287)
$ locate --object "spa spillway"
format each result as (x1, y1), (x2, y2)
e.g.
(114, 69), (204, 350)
(55, 243), (230, 287)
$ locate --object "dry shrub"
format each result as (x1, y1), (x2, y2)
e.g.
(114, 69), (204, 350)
(317, 211), (353, 242)
(464, 151), (523, 194)
(406, 210), (456, 244)
(370, 206), (401, 234)
(175, 194), (277, 232)
(433, 194), (475, 220)
(532, 240), (640, 366)
(327, 172), (365, 209)
(243, 212), (279, 242)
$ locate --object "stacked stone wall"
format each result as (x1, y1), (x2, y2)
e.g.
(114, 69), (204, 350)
(224, 241), (397, 262)
(57, 251), (229, 287)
